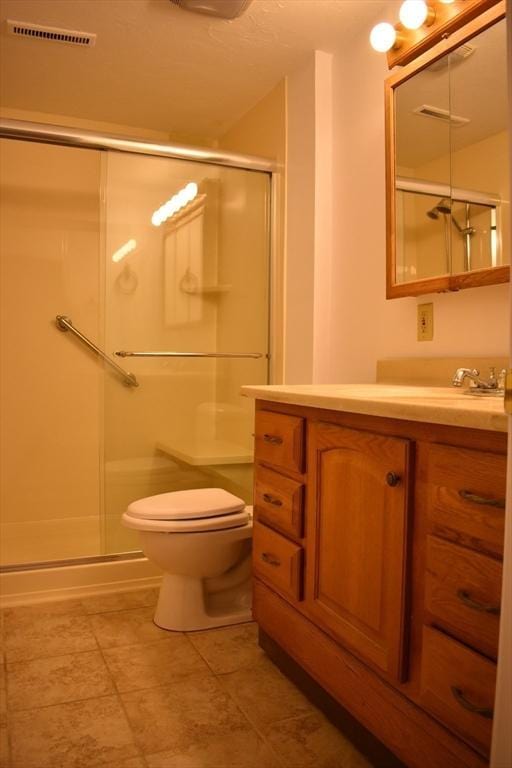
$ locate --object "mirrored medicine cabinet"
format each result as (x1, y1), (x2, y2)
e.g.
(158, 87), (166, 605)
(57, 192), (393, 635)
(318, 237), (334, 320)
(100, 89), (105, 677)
(385, 1), (509, 298)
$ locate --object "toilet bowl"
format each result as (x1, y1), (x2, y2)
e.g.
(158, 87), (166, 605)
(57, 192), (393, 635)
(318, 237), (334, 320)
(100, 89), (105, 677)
(122, 488), (252, 631)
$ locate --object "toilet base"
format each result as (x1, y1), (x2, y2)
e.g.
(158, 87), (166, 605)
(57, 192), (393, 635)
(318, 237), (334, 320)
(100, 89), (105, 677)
(153, 572), (252, 632)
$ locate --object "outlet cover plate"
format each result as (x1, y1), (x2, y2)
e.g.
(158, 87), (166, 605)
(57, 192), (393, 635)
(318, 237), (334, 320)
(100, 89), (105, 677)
(418, 303), (434, 341)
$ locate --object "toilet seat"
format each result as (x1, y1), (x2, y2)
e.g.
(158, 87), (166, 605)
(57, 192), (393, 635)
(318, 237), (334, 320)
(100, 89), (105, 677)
(123, 488), (251, 533)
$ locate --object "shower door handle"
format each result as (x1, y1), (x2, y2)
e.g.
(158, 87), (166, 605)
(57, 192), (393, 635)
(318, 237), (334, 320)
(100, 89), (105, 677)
(115, 350), (266, 359)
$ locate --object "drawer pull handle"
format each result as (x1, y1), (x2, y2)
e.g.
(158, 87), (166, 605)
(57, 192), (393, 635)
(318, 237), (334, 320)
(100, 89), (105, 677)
(451, 687), (493, 719)
(386, 472), (401, 487)
(261, 552), (281, 567)
(457, 589), (501, 616)
(263, 433), (283, 445)
(262, 493), (283, 507)
(458, 490), (505, 509)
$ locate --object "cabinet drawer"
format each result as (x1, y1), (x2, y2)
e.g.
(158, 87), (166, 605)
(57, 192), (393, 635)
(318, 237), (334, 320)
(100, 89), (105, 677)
(425, 536), (502, 659)
(419, 626), (496, 756)
(255, 411), (304, 474)
(425, 444), (506, 557)
(253, 522), (303, 603)
(255, 466), (304, 539)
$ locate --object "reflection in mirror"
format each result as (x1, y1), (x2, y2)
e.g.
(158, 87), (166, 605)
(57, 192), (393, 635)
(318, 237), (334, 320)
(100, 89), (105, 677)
(392, 15), (508, 289)
(449, 19), (508, 275)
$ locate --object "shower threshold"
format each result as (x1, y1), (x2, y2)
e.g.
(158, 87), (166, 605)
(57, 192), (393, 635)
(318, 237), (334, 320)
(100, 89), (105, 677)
(0, 550), (144, 573)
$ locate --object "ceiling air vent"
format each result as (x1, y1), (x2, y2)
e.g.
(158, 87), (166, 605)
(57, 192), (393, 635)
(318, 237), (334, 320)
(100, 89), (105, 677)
(6, 20), (96, 47)
(413, 104), (470, 127)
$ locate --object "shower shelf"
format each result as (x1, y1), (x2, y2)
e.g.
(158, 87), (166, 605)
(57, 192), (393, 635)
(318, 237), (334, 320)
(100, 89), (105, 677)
(156, 438), (253, 466)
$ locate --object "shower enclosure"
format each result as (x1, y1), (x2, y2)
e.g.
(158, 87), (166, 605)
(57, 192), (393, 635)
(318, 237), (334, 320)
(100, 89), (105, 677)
(0, 122), (273, 570)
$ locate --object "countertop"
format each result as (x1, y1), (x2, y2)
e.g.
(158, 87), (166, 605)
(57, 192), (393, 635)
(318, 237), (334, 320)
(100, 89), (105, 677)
(240, 384), (508, 433)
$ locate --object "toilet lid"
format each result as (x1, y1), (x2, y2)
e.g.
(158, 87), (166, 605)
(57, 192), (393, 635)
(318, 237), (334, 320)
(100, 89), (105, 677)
(122, 507), (252, 533)
(126, 488), (245, 521)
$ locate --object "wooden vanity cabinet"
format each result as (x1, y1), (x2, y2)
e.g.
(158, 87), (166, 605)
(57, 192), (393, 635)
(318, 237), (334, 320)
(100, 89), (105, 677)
(252, 400), (506, 768)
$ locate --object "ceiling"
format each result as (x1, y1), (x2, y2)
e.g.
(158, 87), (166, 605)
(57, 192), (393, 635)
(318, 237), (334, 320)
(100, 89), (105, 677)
(0, 0), (388, 143)
(396, 18), (508, 169)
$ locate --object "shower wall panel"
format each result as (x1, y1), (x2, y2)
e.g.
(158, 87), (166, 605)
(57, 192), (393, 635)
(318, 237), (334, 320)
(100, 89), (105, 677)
(0, 139), (103, 565)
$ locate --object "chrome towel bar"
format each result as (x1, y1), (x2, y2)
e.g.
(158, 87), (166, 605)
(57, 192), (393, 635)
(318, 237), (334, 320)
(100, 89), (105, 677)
(55, 315), (138, 387)
(115, 350), (265, 359)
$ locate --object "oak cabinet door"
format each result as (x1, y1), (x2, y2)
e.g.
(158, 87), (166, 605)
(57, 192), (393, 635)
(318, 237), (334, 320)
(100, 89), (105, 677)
(305, 421), (412, 682)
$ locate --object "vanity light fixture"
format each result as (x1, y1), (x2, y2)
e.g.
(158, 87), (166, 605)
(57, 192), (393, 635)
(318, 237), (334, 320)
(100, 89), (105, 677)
(151, 182), (198, 227)
(370, 0), (468, 60)
(399, 1), (436, 30)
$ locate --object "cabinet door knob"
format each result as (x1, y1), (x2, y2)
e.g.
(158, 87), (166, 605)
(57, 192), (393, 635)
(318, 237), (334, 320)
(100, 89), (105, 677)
(451, 687), (493, 719)
(386, 472), (401, 487)
(262, 493), (283, 507)
(263, 433), (283, 446)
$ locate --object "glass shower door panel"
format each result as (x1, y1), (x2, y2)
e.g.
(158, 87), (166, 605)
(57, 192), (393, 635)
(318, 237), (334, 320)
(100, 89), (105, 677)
(0, 139), (103, 566)
(103, 153), (270, 554)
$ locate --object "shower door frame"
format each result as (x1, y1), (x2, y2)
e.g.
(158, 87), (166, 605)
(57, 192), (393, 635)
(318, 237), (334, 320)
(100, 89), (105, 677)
(0, 117), (280, 572)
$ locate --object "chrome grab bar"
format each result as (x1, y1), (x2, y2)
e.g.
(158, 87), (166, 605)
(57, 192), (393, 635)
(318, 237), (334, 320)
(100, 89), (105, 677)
(115, 350), (264, 359)
(56, 316), (139, 388)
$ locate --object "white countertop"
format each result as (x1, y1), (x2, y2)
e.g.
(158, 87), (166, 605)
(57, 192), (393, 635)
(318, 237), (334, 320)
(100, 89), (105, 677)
(240, 384), (508, 433)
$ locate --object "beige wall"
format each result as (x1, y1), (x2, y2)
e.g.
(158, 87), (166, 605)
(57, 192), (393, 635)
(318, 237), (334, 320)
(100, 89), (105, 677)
(284, 57), (316, 383)
(218, 81), (286, 161)
(0, 138), (102, 561)
(0, 106), (213, 148)
(219, 82), (286, 383)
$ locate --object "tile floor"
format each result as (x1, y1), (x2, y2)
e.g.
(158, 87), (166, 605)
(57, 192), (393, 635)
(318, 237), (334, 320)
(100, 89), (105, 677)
(0, 588), (373, 768)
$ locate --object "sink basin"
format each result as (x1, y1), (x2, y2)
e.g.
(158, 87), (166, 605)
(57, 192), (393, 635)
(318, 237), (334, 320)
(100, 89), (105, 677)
(464, 388), (505, 398)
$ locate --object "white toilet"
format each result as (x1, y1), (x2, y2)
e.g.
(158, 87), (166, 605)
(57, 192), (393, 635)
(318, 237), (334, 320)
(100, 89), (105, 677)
(122, 488), (253, 631)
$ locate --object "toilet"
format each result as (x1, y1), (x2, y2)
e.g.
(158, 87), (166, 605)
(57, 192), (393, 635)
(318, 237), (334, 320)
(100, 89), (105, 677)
(122, 488), (253, 631)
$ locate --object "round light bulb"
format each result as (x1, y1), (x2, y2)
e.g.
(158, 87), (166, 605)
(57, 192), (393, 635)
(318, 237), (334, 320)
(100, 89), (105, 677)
(369, 22), (397, 53)
(399, 0), (429, 29)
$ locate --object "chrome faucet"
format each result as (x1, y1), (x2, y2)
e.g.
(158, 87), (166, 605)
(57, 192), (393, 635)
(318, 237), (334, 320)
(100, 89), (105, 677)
(452, 366), (506, 392)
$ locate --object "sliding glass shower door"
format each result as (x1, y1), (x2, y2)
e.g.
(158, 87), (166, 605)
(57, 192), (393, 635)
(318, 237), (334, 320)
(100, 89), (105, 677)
(0, 135), (270, 567)
(102, 152), (270, 553)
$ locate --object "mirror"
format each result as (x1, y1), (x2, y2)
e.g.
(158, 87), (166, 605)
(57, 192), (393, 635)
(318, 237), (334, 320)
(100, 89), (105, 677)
(386, 4), (509, 298)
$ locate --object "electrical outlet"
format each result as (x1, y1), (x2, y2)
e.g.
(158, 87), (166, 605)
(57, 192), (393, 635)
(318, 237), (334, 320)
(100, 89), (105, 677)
(417, 303), (434, 341)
